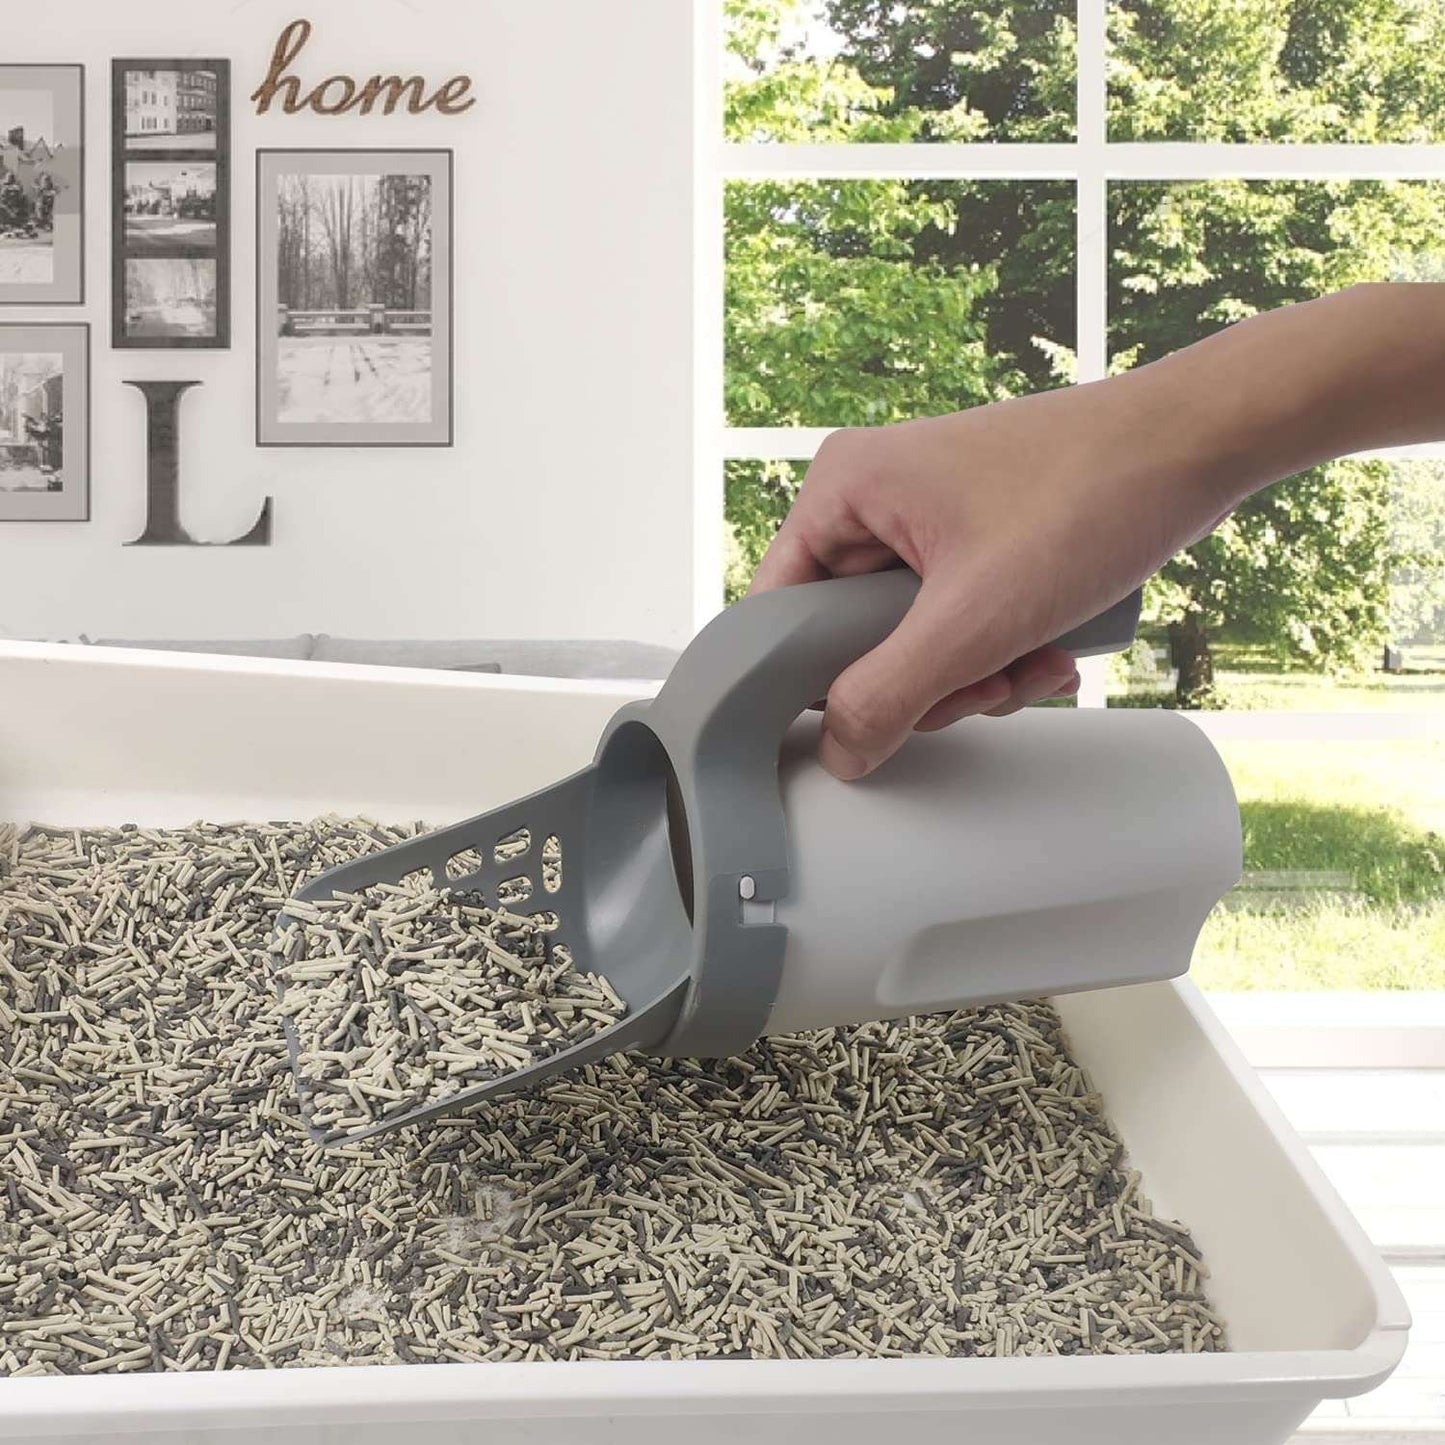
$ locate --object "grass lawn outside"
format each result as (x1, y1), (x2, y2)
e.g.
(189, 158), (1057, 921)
(1191, 739), (1445, 991)
(1110, 640), (1445, 711)
(1100, 634), (1445, 990)
(1197, 899), (1445, 991)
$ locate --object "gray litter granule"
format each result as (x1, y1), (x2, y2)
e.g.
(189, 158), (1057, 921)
(273, 878), (628, 1142)
(0, 817), (1227, 1374)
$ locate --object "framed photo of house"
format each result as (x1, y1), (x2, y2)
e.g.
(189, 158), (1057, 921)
(111, 59), (231, 348)
(256, 149), (453, 447)
(0, 65), (84, 305)
(0, 323), (89, 522)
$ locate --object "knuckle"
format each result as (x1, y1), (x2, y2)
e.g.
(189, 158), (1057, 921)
(826, 682), (898, 753)
(805, 428), (868, 487)
(812, 426), (857, 463)
(803, 431), (895, 529)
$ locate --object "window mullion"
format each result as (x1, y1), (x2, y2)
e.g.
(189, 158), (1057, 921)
(1076, 0), (1109, 386)
(700, 0), (727, 623)
(1108, 140), (1445, 179)
(719, 141), (1445, 184)
(1076, 0), (1111, 707)
(720, 142), (1080, 179)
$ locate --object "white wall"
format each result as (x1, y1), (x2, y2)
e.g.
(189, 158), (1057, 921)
(0, 0), (700, 646)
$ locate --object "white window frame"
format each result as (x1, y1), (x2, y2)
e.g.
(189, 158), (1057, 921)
(698, 0), (1445, 1063)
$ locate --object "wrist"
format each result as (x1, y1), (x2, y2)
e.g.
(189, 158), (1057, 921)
(1121, 308), (1324, 517)
(1126, 283), (1445, 516)
(1075, 361), (1248, 527)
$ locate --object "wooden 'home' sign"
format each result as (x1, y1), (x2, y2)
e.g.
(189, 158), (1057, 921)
(250, 20), (476, 117)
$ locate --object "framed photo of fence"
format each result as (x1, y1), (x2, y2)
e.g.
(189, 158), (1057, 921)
(0, 65), (84, 305)
(255, 149), (453, 447)
(0, 322), (89, 521)
(111, 59), (232, 348)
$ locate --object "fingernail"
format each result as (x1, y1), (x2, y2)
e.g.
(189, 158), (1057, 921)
(819, 727), (869, 781)
(1057, 671), (1082, 696)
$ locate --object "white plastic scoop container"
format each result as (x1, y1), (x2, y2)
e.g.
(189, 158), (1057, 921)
(765, 704), (1242, 1032)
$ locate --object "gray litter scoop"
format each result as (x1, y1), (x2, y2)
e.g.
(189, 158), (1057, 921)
(275, 570), (1241, 1143)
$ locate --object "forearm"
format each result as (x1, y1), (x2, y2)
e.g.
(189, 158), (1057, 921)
(1122, 282), (1445, 513)
(753, 285), (1445, 776)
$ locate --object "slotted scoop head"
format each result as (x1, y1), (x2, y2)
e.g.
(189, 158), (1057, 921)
(274, 752), (694, 1145)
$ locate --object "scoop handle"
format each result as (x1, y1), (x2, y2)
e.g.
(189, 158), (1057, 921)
(660, 571), (1140, 747)
(1053, 588), (1144, 658)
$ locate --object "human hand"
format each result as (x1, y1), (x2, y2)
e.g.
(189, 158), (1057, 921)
(749, 374), (1236, 780)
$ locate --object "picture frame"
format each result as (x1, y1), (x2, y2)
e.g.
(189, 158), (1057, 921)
(0, 322), (90, 522)
(255, 148), (453, 447)
(0, 65), (84, 305)
(111, 59), (231, 349)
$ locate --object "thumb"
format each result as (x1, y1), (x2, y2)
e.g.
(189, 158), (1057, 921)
(819, 583), (992, 781)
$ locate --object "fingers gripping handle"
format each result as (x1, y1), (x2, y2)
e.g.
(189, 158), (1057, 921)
(617, 571), (1143, 1060)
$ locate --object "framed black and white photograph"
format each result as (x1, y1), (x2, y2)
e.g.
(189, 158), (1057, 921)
(120, 64), (219, 151)
(122, 257), (217, 340)
(0, 323), (89, 522)
(256, 149), (453, 447)
(123, 161), (217, 255)
(0, 65), (84, 305)
(112, 60), (231, 349)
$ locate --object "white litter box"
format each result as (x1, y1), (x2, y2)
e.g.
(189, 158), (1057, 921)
(0, 641), (1409, 1445)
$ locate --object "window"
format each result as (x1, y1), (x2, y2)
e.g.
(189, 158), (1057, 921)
(707, 0), (1445, 1024)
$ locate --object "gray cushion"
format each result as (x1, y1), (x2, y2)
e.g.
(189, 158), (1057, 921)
(92, 635), (315, 661)
(310, 637), (679, 680)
